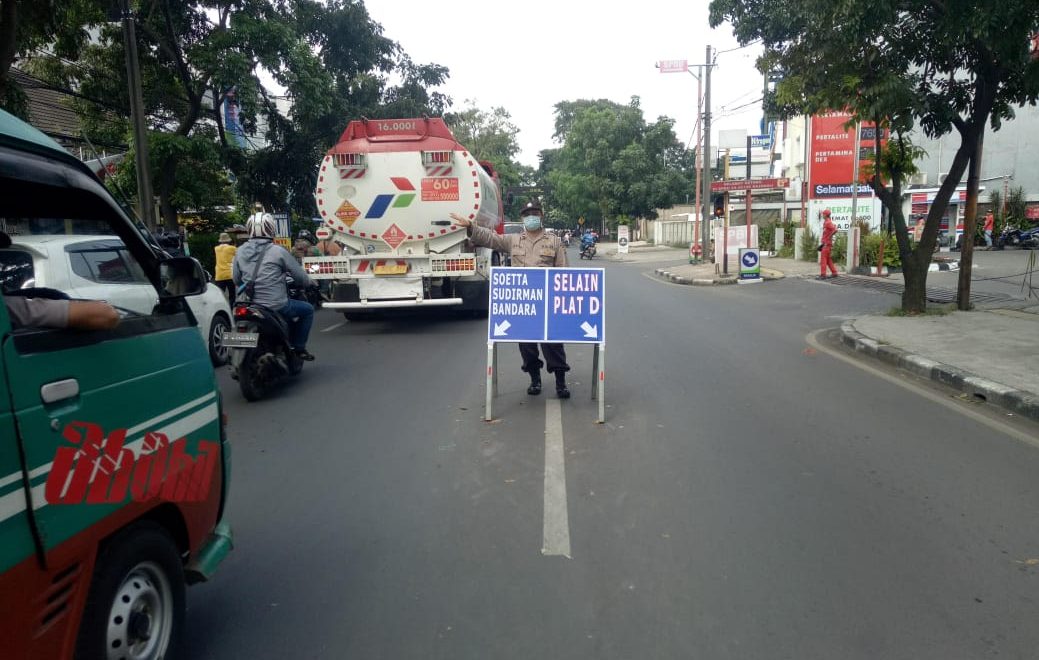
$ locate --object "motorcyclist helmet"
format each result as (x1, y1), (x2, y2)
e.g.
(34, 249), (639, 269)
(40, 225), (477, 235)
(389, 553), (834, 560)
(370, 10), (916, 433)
(247, 213), (276, 238)
(298, 230), (314, 242)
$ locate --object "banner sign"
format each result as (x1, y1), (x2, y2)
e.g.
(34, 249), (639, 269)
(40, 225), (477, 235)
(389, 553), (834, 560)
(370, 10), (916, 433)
(808, 112), (888, 200)
(488, 267), (604, 343)
(711, 177), (789, 192)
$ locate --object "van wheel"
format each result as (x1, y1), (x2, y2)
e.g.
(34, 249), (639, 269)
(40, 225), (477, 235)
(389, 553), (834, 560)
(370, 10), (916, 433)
(75, 522), (184, 660)
(238, 354), (266, 401)
(208, 313), (230, 366)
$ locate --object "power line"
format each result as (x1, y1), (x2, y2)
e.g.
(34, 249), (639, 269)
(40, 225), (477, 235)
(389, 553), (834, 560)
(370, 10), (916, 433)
(716, 40), (761, 55)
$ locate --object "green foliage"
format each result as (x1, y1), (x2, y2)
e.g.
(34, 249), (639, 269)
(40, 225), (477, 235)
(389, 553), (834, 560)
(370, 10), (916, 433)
(1006, 186), (1029, 230)
(187, 232), (220, 274)
(799, 227), (817, 262)
(861, 232), (903, 268)
(445, 101), (532, 218)
(543, 98), (695, 229)
(19, 0), (450, 224)
(832, 232), (847, 262)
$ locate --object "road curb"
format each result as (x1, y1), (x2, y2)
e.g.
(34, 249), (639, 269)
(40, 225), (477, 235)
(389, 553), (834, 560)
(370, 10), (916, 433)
(653, 268), (737, 286)
(839, 320), (1039, 422)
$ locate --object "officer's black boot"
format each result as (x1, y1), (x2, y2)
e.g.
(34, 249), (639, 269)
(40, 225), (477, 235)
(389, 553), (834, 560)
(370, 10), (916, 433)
(527, 370), (542, 396)
(555, 371), (570, 399)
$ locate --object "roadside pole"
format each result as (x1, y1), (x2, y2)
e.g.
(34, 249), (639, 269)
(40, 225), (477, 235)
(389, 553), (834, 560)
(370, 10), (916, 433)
(957, 132), (984, 310)
(120, 0), (156, 232)
(746, 134), (753, 250)
(702, 45), (713, 263)
(722, 150), (731, 274)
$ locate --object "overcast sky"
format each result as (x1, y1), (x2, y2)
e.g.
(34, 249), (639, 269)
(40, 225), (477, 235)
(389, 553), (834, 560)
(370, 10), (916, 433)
(362, 0), (767, 168)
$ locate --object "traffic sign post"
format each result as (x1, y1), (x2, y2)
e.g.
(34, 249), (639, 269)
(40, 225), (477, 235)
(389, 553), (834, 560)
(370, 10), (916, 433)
(738, 247), (762, 283)
(486, 267), (606, 423)
(617, 225), (630, 254)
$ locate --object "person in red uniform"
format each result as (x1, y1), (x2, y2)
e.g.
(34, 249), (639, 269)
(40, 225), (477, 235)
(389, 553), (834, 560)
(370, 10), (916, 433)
(983, 211), (995, 247)
(819, 209), (839, 279)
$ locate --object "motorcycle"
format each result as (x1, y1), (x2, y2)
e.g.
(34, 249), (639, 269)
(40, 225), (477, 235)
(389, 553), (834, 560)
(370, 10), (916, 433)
(579, 240), (597, 260)
(996, 226), (1039, 249)
(224, 277), (318, 401)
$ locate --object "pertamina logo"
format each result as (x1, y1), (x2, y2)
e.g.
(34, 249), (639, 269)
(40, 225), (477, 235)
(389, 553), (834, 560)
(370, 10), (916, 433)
(365, 178), (416, 219)
(381, 223), (408, 250)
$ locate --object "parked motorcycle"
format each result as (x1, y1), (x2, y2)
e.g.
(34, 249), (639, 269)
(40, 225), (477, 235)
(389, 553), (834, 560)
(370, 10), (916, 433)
(224, 278), (318, 401)
(996, 226), (1039, 249)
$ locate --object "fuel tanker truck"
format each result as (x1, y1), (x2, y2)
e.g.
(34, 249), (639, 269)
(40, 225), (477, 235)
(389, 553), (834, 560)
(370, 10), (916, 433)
(304, 117), (504, 318)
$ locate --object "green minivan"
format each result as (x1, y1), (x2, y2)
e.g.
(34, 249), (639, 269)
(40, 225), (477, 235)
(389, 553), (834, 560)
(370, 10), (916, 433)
(0, 110), (232, 659)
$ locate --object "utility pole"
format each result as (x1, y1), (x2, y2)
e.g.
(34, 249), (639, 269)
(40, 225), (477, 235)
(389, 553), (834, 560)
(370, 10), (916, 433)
(701, 45), (713, 265)
(120, 0), (156, 231)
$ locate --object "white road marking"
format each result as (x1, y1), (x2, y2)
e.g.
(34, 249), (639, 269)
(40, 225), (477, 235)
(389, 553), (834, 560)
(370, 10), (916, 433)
(321, 321), (346, 333)
(542, 398), (572, 558)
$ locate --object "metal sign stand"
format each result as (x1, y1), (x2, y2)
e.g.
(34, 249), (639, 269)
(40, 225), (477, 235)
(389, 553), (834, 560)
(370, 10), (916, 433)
(485, 341), (606, 423)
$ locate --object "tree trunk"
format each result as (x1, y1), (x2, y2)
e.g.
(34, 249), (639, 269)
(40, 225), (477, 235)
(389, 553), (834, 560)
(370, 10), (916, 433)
(901, 253), (928, 313)
(158, 161), (178, 230)
(956, 131), (984, 310)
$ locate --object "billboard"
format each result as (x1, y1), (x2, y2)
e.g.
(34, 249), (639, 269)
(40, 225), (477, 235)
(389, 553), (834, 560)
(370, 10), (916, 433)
(808, 112), (888, 200)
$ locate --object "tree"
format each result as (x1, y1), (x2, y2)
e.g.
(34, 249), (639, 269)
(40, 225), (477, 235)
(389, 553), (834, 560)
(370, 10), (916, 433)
(23, 0), (449, 225)
(711, 0), (1039, 312)
(545, 97), (695, 230)
(445, 101), (533, 217)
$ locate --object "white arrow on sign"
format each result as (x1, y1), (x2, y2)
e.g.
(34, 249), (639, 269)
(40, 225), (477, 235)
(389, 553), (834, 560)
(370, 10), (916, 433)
(493, 320), (511, 336)
(580, 321), (598, 338)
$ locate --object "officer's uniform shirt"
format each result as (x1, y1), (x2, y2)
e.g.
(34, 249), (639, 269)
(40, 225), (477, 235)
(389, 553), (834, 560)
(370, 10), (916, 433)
(468, 225), (568, 267)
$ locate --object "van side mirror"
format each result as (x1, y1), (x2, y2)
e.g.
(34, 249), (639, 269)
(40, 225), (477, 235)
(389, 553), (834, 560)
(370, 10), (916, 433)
(158, 256), (206, 298)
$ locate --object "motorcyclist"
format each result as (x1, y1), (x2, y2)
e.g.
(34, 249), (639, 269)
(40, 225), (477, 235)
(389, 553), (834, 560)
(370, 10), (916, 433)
(293, 229), (321, 264)
(580, 230), (597, 255)
(233, 210), (317, 361)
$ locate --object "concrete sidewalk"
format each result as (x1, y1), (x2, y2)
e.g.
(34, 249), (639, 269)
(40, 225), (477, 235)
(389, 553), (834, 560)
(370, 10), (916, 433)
(653, 255), (819, 285)
(840, 307), (1039, 422)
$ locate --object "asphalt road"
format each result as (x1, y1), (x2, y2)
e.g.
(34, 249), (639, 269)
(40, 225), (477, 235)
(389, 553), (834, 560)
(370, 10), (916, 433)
(184, 248), (1039, 659)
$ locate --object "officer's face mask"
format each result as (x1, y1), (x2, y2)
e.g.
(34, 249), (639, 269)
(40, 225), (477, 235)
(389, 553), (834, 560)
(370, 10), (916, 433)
(522, 215), (543, 231)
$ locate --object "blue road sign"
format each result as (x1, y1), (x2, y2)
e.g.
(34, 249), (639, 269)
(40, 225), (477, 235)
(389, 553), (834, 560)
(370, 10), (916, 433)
(488, 267), (605, 343)
(488, 267), (548, 342)
(547, 268), (605, 343)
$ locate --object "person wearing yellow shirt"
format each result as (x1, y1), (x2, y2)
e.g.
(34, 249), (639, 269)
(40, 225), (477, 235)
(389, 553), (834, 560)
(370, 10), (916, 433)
(213, 232), (237, 303)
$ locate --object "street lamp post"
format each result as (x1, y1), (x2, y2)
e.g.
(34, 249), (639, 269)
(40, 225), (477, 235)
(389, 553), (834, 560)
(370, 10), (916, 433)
(657, 48), (714, 263)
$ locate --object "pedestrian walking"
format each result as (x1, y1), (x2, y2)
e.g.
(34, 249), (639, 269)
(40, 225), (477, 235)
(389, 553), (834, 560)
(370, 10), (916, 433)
(213, 232), (237, 304)
(983, 210), (995, 247)
(818, 209), (839, 279)
(450, 201), (572, 398)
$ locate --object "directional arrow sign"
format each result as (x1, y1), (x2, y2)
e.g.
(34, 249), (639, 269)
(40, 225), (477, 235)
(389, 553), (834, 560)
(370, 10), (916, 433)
(547, 268), (605, 343)
(487, 267), (548, 342)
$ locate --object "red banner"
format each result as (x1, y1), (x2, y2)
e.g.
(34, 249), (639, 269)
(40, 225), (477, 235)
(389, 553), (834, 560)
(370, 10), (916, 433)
(809, 112), (887, 199)
(710, 177), (789, 192)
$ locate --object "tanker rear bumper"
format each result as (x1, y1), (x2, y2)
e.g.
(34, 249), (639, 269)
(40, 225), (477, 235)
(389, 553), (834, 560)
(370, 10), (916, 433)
(326, 298), (464, 309)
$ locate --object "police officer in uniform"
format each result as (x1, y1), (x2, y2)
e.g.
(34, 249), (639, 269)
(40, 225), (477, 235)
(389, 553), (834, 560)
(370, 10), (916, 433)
(450, 201), (571, 398)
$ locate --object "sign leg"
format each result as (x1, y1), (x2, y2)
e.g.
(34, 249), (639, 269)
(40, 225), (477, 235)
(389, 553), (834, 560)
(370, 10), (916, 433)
(597, 343), (606, 424)
(591, 343), (599, 401)
(492, 342), (499, 397)
(485, 342), (494, 421)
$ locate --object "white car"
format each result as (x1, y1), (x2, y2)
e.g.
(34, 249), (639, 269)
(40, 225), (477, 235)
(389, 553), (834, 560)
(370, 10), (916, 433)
(0, 234), (232, 365)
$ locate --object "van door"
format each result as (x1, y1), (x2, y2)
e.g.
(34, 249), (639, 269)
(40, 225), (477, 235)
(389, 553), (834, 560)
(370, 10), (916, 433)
(0, 303), (43, 656)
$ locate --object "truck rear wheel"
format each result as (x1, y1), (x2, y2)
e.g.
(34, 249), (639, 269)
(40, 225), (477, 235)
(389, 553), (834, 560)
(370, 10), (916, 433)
(75, 522), (185, 660)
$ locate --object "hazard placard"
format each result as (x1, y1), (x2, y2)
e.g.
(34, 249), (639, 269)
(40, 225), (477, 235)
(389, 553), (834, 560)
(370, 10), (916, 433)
(381, 223), (407, 250)
(335, 200), (361, 227)
(421, 177), (459, 201)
